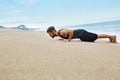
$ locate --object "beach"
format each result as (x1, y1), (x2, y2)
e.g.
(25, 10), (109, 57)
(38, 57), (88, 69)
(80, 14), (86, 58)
(0, 29), (120, 80)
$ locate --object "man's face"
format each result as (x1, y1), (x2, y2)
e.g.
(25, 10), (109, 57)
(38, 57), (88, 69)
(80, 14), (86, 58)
(48, 32), (55, 38)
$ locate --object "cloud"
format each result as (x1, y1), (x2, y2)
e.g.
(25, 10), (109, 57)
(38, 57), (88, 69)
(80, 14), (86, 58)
(17, 0), (40, 5)
(0, 5), (22, 19)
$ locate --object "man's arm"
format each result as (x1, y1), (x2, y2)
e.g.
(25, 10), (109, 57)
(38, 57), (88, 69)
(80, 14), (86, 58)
(59, 38), (64, 40)
(58, 30), (74, 42)
(68, 30), (74, 42)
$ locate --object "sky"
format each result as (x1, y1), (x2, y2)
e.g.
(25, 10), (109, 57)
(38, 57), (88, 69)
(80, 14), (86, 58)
(0, 0), (120, 28)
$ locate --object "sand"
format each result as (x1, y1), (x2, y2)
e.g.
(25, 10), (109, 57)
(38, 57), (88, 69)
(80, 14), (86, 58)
(0, 29), (120, 80)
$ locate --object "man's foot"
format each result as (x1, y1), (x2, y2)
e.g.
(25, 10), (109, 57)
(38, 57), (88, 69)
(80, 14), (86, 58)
(110, 35), (116, 43)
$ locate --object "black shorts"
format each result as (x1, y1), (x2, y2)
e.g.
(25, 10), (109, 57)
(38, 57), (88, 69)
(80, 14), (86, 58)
(72, 29), (98, 42)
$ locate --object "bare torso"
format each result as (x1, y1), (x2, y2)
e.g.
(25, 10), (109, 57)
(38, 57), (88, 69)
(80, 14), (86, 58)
(58, 29), (74, 41)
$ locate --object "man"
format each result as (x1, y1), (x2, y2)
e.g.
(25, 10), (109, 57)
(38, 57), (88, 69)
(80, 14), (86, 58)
(47, 26), (116, 43)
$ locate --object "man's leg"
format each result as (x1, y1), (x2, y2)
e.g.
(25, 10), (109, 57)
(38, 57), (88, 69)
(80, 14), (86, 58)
(97, 34), (116, 43)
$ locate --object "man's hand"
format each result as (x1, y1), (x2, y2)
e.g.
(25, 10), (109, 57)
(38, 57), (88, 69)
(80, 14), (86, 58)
(63, 39), (70, 42)
(59, 39), (70, 42)
(59, 38), (64, 40)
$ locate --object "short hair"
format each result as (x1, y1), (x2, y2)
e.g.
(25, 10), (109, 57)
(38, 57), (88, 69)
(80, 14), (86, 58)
(47, 26), (56, 33)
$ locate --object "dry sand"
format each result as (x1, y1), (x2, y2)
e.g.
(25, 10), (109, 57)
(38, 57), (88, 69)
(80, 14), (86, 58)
(0, 29), (120, 80)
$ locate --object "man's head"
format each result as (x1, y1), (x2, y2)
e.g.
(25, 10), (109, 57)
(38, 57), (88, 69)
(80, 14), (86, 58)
(47, 26), (58, 38)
